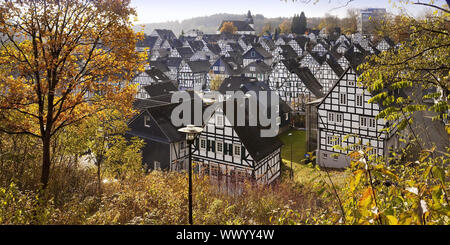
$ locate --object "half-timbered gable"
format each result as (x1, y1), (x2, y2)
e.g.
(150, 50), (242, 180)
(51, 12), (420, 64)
(288, 36), (309, 56)
(315, 54), (345, 93)
(299, 51), (323, 75)
(268, 60), (324, 111)
(317, 66), (387, 169)
(150, 48), (170, 61)
(376, 36), (395, 52)
(211, 56), (242, 79)
(272, 45), (298, 64)
(177, 60), (211, 91)
(150, 29), (177, 41)
(275, 36), (291, 46)
(242, 46), (273, 67)
(131, 68), (170, 99)
(311, 42), (328, 56)
(258, 37), (276, 53)
(193, 81), (284, 187)
(242, 60), (271, 82)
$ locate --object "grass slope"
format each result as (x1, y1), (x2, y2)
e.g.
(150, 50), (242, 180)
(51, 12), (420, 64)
(279, 129), (348, 188)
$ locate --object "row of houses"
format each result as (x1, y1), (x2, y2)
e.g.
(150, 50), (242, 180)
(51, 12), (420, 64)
(127, 15), (446, 188)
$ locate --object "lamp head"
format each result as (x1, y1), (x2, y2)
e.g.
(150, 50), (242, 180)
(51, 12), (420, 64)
(178, 125), (203, 143)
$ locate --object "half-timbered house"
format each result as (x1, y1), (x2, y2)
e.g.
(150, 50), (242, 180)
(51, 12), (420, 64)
(242, 46), (273, 67)
(316, 65), (387, 168)
(177, 60), (211, 91)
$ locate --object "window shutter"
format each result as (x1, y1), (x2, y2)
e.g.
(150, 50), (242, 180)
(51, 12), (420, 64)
(229, 144), (233, 156)
(207, 140), (211, 151)
(212, 141), (216, 152)
(224, 143), (229, 155)
(241, 146), (245, 158)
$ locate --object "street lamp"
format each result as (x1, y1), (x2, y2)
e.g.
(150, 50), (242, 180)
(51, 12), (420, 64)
(288, 133), (293, 180)
(178, 124), (203, 225)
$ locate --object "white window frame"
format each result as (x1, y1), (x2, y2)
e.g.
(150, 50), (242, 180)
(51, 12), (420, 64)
(233, 144), (241, 157)
(339, 93), (347, 105)
(154, 161), (161, 171)
(144, 115), (151, 128)
(356, 94), (363, 107)
(216, 140), (224, 155)
(328, 112), (335, 123)
(216, 113), (224, 127)
(199, 138), (207, 151)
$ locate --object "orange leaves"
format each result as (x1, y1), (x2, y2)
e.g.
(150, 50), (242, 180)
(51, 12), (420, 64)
(359, 187), (374, 209)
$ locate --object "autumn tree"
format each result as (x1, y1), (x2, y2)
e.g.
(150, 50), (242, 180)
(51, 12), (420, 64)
(318, 14), (340, 34)
(209, 73), (225, 91)
(220, 22), (238, 34)
(0, 0), (147, 189)
(341, 9), (358, 35)
(279, 20), (292, 34)
(261, 22), (273, 36)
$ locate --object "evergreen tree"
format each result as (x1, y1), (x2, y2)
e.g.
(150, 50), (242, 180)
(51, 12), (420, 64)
(291, 15), (298, 34)
(299, 12), (307, 34)
(274, 27), (280, 40)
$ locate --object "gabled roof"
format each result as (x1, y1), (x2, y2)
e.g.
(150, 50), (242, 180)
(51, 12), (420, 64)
(144, 67), (170, 81)
(187, 60), (211, 73)
(149, 61), (170, 73)
(291, 67), (324, 98)
(153, 29), (177, 40)
(175, 47), (194, 59)
(187, 40), (205, 52)
(137, 35), (158, 49)
(156, 57), (183, 69)
(145, 103), (184, 143)
(228, 42), (244, 54)
(344, 47), (368, 75)
(244, 45), (273, 59)
(143, 81), (178, 98)
(206, 43), (222, 55)
(324, 54), (345, 77)
(278, 45), (298, 60)
(132, 98), (169, 110)
(216, 77), (285, 161)
(242, 60), (271, 74)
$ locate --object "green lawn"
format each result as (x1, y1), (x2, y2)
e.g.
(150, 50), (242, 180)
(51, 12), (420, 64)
(279, 129), (348, 188)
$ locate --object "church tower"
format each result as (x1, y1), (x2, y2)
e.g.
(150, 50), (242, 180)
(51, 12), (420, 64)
(246, 10), (254, 30)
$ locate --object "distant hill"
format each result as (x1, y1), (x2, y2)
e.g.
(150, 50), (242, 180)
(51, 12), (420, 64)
(134, 13), (293, 36)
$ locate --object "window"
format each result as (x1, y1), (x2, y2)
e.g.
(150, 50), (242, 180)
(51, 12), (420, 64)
(213, 66), (219, 71)
(154, 161), (161, 171)
(219, 66), (225, 72)
(144, 115), (151, 127)
(216, 114), (224, 127)
(339, 93), (347, 105)
(249, 66), (256, 72)
(216, 141), (224, 154)
(323, 153), (328, 159)
(333, 155), (339, 161)
(251, 51), (256, 57)
(360, 117), (376, 129)
(328, 112), (335, 122)
(233, 144), (241, 157)
(200, 138), (206, 151)
(356, 94), (363, 107)
(327, 135), (340, 146)
(336, 113), (343, 124)
(348, 80), (355, 86)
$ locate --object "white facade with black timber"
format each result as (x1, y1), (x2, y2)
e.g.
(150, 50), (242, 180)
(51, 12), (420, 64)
(317, 67), (387, 168)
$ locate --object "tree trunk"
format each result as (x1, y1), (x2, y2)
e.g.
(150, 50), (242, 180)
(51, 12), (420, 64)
(41, 135), (51, 189)
(97, 162), (102, 194)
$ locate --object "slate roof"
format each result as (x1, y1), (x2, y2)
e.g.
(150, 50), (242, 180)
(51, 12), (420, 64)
(206, 43), (222, 55)
(137, 35), (158, 49)
(175, 47), (194, 59)
(291, 67), (324, 98)
(244, 45), (273, 59)
(278, 45), (298, 60)
(187, 40), (205, 52)
(187, 60), (211, 73)
(149, 61), (170, 73)
(144, 67), (170, 81)
(143, 81), (178, 98)
(324, 54), (345, 77)
(344, 47), (368, 75)
(153, 29), (177, 40)
(242, 60), (272, 74)
(216, 76), (285, 162)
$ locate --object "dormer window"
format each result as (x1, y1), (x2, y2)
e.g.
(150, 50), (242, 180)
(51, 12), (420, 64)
(144, 115), (151, 127)
(251, 51), (256, 57)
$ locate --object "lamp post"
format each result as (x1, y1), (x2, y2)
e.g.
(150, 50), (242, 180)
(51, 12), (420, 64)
(288, 133), (293, 180)
(178, 125), (203, 225)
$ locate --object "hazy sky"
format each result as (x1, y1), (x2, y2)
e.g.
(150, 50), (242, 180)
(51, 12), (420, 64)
(130, 0), (446, 23)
